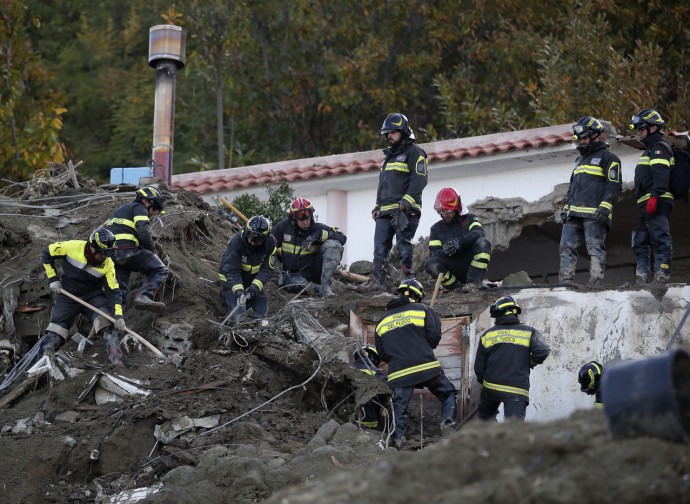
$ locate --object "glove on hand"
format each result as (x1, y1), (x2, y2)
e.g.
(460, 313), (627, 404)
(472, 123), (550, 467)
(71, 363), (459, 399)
(301, 232), (322, 251)
(399, 199), (414, 212)
(442, 239), (461, 256)
(237, 293), (247, 307)
(246, 288), (257, 302)
(49, 281), (62, 295)
(372, 208), (380, 220)
(391, 211), (409, 232)
(114, 318), (126, 331)
(594, 209), (609, 223)
(646, 197), (657, 215)
(559, 211), (567, 224)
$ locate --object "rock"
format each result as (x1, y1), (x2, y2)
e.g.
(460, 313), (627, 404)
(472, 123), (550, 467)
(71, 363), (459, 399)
(349, 261), (372, 275)
(502, 271), (532, 287)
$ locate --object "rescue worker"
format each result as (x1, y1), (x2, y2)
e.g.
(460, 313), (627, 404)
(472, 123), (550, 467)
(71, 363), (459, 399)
(358, 113), (428, 292)
(271, 198), (347, 298)
(578, 361), (604, 408)
(474, 296), (550, 421)
(630, 109), (675, 284)
(424, 187), (491, 292)
(353, 344), (389, 429)
(105, 186), (169, 312)
(559, 116), (622, 286)
(40, 228), (126, 365)
(375, 279), (457, 449)
(218, 215), (277, 321)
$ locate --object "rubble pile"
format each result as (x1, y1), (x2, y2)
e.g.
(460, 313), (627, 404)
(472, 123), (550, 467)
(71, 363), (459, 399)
(1, 166), (689, 504)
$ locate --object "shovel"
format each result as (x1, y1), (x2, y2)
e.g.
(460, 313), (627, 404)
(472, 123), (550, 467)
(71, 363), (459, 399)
(58, 288), (165, 359)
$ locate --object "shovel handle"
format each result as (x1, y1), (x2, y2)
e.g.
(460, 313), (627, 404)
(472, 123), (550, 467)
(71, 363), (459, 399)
(220, 197), (249, 223)
(58, 289), (164, 358)
(430, 272), (444, 308)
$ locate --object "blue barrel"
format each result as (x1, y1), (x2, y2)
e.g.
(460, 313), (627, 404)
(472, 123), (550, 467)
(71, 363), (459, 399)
(601, 347), (690, 443)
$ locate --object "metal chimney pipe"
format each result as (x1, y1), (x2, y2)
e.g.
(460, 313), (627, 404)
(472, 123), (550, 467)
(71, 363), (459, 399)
(148, 25), (186, 184)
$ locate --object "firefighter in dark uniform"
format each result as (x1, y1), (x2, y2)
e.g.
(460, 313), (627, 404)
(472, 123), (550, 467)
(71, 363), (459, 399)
(358, 113), (428, 292)
(630, 109), (675, 283)
(578, 361), (604, 408)
(375, 279), (457, 449)
(474, 296), (550, 421)
(424, 187), (491, 292)
(271, 198), (347, 298)
(559, 116), (622, 286)
(105, 186), (169, 312)
(353, 344), (389, 429)
(40, 229), (126, 365)
(218, 215), (277, 321)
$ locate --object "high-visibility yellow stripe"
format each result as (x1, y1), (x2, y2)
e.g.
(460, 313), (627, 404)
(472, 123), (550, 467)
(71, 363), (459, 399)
(252, 279), (263, 290)
(441, 271), (456, 286)
(483, 379), (529, 397)
(429, 239), (442, 247)
(282, 243), (317, 255)
(380, 204), (399, 211)
(218, 273), (227, 282)
(573, 165), (604, 176)
(481, 328), (531, 348)
(599, 201), (613, 210)
(637, 192), (674, 204)
(384, 162), (410, 173)
(388, 361), (441, 382)
(469, 221), (482, 230)
(376, 309), (426, 335)
(568, 205), (597, 214)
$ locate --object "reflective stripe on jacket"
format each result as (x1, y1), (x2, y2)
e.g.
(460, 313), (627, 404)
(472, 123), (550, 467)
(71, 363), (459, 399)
(271, 218), (346, 273)
(218, 232), (277, 294)
(374, 296), (443, 388)
(374, 140), (428, 217)
(634, 132), (674, 207)
(106, 201), (154, 252)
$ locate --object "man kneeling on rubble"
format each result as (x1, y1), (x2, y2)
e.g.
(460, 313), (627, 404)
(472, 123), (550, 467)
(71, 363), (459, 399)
(271, 198), (346, 298)
(424, 188), (491, 293)
(218, 215), (277, 321)
(375, 279), (458, 449)
(40, 229), (126, 366)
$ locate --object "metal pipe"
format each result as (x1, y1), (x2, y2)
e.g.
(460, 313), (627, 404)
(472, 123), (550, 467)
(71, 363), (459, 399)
(148, 25), (186, 184)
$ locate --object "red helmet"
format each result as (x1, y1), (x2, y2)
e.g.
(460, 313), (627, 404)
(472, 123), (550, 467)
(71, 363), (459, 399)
(434, 188), (461, 214)
(289, 198), (314, 221)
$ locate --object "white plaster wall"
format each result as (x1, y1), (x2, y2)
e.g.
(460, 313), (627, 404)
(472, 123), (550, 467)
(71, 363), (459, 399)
(201, 140), (642, 269)
(470, 286), (690, 423)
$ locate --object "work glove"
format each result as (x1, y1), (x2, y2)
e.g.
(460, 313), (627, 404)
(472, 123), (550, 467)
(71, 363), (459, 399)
(237, 292), (247, 307)
(594, 209), (609, 223)
(399, 198), (414, 213)
(114, 318), (126, 331)
(646, 196), (657, 215)
(49, 280), (62, 295)
(301, 232), (322, 252)
(371, 208), (380, 220)
(246, 288), (257, 302)
(443, 237), (468, 256)
(558, 210), (567, 224)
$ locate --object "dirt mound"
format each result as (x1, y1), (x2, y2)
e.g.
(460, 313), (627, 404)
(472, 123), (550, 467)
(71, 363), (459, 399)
(1, 167), (689, 504)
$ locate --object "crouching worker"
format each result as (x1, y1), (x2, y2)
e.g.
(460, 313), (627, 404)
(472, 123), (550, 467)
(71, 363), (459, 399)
(353, 344), (389, 429)
(271, 198), (346, 298)
(40, 229), (126, 366)
(218, 216), (277, 321)
(424, 188), (491, 293)
(578, 361), (604, 408)
(474, 296), (550, 421)
(105, 186), (169, 312)
(375, 279), (458, 449)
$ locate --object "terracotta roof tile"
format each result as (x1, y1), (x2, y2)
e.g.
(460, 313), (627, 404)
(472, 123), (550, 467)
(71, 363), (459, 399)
(172, 124), (573, 194)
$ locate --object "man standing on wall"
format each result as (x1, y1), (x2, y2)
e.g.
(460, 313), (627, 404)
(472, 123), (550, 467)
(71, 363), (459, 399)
(358, 113), (428, 292)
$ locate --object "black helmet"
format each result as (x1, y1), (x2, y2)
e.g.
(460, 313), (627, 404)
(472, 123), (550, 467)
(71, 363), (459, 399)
(243, 215), (270, 244)
(397, 278), (424, 302)
(572, 116), (603, 141)
(381, 113), (411, 140)
(356, 344), (381, 367)
(578, 361), (603, 394)
(489, 295), (521, 318)
(88, 228), (117, 257)
(135, 186), (166, 212)
(629, 109), (664, 131)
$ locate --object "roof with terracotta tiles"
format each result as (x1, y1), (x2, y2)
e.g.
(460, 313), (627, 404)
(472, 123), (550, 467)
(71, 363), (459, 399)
(171, 124), (574, 194)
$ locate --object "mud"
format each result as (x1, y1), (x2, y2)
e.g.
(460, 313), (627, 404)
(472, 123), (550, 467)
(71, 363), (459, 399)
(1, 165), (689, 503)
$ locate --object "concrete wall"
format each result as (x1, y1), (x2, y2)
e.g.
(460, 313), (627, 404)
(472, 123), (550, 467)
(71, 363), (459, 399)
(469, 286), (690, 422)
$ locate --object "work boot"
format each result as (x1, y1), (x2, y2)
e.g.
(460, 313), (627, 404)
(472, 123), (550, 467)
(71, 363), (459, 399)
(587, 277), (601, 288)
(357, 276), (384, 293)
(102, 331), (124, 366)
(134, 294), (166, 314)
(461, 282), (484, 293)
(40, 332), (63, 356)
(440, 418), (457, 432)
(393, 437), (406, 450)
(317, 284), (335, 298)
(652, 271), (670, 285)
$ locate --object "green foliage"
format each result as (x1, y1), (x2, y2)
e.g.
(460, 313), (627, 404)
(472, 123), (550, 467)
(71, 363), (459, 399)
(2, 0), (689, 187)
(231, 176), (295, 227)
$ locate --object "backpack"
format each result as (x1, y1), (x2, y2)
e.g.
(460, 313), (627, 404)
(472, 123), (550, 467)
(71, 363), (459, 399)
(662, 134), (690, 202)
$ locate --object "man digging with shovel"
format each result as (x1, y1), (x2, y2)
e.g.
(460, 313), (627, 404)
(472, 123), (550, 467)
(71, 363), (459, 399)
(40, 229), (127, 366)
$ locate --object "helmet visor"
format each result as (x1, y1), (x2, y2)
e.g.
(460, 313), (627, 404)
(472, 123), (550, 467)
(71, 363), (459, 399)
(572, 125), (591, 139)
(294, 209), (312, 221)
(246, 230), (267, 243)
(630, 115), (645, 129)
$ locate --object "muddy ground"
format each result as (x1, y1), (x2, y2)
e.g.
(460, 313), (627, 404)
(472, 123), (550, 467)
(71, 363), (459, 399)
(1, 165), (689, 504)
